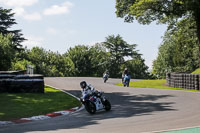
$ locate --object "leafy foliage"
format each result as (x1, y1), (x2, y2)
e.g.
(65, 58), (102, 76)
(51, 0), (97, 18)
(153, 16), (199, 78)
(122, 56), (152, 79)
(65, 45), (92, 76)
(11, 59), (33, 71)
(115, 0), (200, 23)
(89, 43), (110, 77)
(0, 7), (26, 71)
(18, 47), (75, 77)
(115, 0), (200, 47)
(64, 44), (110, 77)
(0, 34), (16, 70)
(103, 34), (140, 77)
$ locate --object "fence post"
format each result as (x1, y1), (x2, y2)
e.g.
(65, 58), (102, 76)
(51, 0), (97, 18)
(26, 65), (34, 75)
(194, 74), (199, 90)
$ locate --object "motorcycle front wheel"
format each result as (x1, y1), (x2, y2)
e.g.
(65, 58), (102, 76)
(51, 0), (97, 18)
(104, 99), (111, 111)
(85, 101), (96, 114)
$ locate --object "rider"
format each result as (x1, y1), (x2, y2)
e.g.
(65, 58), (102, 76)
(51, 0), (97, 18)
(123, 72), (131, 87)
(103, 70), (109, 82)
(80, 81), (97, 102)
(122, 68), (128, 82)
(103, 70), (109, 78)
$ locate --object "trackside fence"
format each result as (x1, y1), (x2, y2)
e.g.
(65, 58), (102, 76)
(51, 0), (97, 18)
(166, 73), (200, 90)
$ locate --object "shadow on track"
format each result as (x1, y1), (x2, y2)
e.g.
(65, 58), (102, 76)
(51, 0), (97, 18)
(1, 90), (176, 133)
(66, 89), (175, 118)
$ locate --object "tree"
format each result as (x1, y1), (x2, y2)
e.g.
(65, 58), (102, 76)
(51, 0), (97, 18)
(11, 59), (33, 71)
(65, 45), (92, 76)
(89, 43), (110, 77)
(122, 56), (151, 79)
(46, 51), (75, 77)
(64, 44), (111, 77)
(26, 47), (48, 75)
(102, 34), (139, 77)
(152, 16), (199, 78)
(24, 47), (75, 77)
(115, 0), (200, 45)
(0, 34), (16, 70)
(0, 7), (25, 50)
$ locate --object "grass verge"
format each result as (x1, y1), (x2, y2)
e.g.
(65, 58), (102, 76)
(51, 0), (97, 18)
(116, 79), (200, 92)
(192, 68), (200, 74)
(0, 86), (81, 121)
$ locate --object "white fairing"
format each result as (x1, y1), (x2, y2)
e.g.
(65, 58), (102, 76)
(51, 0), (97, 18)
(104, 74), (108, 78)
(94, 97), (104, 110)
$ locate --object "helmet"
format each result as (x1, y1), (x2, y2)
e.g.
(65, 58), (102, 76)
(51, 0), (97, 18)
(80, 81), (87, 89)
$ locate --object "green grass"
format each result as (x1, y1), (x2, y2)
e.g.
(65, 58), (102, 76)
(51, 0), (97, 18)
(0, 86), (81, 121)
(116, 79), (200, 92)
(192, 68), (200, 74)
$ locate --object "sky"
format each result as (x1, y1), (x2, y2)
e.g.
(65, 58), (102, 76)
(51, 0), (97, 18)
(0, 0), (167, 69)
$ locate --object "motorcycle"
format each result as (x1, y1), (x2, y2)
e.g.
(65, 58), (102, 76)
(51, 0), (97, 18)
(80, 91), (111, 114)
(123, 74), (130, 87)
(103, 73), (109, 83)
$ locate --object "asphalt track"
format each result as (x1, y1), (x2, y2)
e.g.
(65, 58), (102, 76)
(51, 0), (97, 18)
(1, 77), (200, 133)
